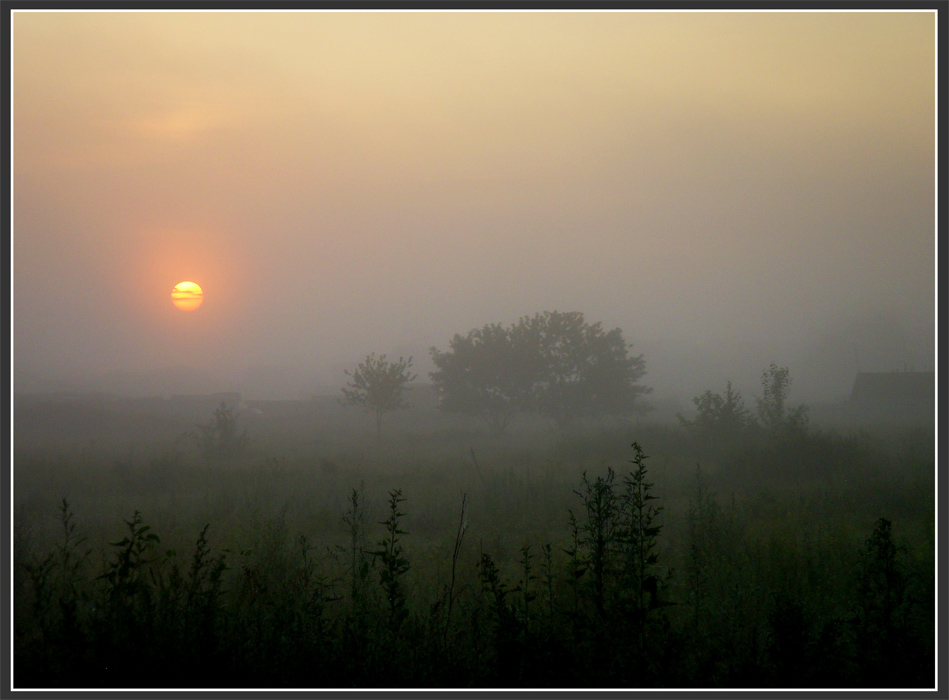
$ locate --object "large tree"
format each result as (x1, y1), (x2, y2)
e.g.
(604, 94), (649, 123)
(430, 311), (650, 433)
(526, 311), (650, 432)
(429, 323), (539, 434)
(340, 354), (417, 441)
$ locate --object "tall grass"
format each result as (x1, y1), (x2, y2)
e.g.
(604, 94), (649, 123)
(13, 413), (935, 688)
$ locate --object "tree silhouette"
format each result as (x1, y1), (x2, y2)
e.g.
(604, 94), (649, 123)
(430, 323), (538, 434)
(678, 381), (752, 440)
(340, 354), (417, 441)
(194, 402), (249, 464)
(756, 363), (808, 435)
(430, 311), (650, 433)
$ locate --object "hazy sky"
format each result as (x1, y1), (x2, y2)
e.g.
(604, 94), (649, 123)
(12, 10), (936, 402)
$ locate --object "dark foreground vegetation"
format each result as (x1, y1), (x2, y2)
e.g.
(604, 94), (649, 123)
(13, 394), (935, 689)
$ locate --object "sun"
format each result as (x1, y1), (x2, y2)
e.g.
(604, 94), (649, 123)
(171, 281), (204, 311)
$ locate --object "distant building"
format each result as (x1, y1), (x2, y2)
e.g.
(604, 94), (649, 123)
(849, 371), (935, 423)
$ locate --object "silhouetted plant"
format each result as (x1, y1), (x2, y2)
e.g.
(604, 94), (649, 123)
(574, 467), (618, 617)
(614, 441), (670, 669)
(853, 516), (928, 685)
(184, 524), (228, 643)
(618, 443), (666, 618)
(857, 518), (906, 635)
(21, 548), (56, 645)
(684, 466), (729, 636)
(54, 499), (91, 629)
(288, 534), (341, 669)
(22, 499), (92, 648)
(370, 489), (411, 632)
(541, 543), (555, 622)
(443, 492), (469, 649)
(92, 510), (165, 685)
(478, 552), (506, 613)
(341, 485), (370, 609)
(517, 545), (538, 629)
(563, 510), (586, 623)
(98, 511), (160, 611)
(477, 549), (521, 666)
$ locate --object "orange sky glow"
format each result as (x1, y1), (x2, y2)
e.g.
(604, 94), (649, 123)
(12, 10), (936, 401)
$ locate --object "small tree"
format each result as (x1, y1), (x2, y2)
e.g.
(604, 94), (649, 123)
(756, 363), (808, 436)
(855, 518), (924, 685)
(678, 381), (751, 440)
(857, 518), (909, 645)
(194, 402), (249, 464)
(340, 354), (417, 441)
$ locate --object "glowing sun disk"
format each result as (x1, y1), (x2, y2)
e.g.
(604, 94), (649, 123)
(172, 281), (204, 311)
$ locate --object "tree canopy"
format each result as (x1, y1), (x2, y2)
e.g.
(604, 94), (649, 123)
(429, 323), (538, 434)
(430, 311), (650, 433)
(527, 311), (649, 431)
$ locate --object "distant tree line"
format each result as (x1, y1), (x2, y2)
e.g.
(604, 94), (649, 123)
(677, 362), (810, 444)
(339, 311), (815, 446)
(341, 311), (652, 437)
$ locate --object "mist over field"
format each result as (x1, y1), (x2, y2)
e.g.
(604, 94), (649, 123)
(12, 10), (935, 406)
(10, 9), (937, 692)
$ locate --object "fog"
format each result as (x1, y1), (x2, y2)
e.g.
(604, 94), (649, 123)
(13, 10), (936, 405)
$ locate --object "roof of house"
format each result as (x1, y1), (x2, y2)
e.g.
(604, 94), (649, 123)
(849, 371), (935, 405)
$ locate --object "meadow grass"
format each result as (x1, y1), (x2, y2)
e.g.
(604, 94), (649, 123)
(12, 400), (936, 688)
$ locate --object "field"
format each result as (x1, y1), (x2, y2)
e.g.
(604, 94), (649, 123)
(12, 392), (937, 689)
